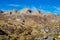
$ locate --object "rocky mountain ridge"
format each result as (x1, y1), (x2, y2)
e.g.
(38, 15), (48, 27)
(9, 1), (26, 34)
(0, 8), (60, 40)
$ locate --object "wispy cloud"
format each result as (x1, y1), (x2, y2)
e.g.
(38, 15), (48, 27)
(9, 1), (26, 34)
(56, 7), (60, 11)
(53, 6), (60, 14)
(8, 4), (20, 7)
(30, 6), (37, 10)
(53, 6), (60, 11)
(29, 6), (40, 10)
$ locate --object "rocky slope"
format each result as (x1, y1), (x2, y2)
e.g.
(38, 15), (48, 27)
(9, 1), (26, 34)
(0, 8), (60, 40)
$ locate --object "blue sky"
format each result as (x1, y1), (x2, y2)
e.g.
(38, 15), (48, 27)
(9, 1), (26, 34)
(0, 0), (60, 14)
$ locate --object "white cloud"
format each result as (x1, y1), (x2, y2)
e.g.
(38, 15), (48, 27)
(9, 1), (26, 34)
(53, 6), (60, 11)
(29, 6), (39, 10)
(54, 13), (57, 15)
(29, 6), (48, 13)
(56, 7), (60, 11)
(39, 9), (50, 13)
(52, 6), (60, 14)
(8, 4), (20, 7)
(40, 9), (45, 12)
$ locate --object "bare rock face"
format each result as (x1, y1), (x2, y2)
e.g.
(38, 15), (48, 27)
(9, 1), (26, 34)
(20, 8), (32, 15)
(31, 10), (41, 15)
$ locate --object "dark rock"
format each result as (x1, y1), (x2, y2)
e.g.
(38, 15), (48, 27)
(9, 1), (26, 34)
(27, 10), (32, 13)
(0, 10), (3, 13)
(0, 29), (8, 35)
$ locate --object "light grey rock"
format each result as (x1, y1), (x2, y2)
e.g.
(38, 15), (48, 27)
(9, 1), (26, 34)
(35, 36), (55, 40)
(40, 26), (49, 33)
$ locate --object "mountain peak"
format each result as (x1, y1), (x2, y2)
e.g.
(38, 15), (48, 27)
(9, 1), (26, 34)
(20, 8), (32, 14)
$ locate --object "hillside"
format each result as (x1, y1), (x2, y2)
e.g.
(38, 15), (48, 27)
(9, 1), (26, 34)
(0, 8), (60, 40)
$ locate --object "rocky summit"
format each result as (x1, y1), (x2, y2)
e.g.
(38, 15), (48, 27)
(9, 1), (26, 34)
(0, 8), (60, 40)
